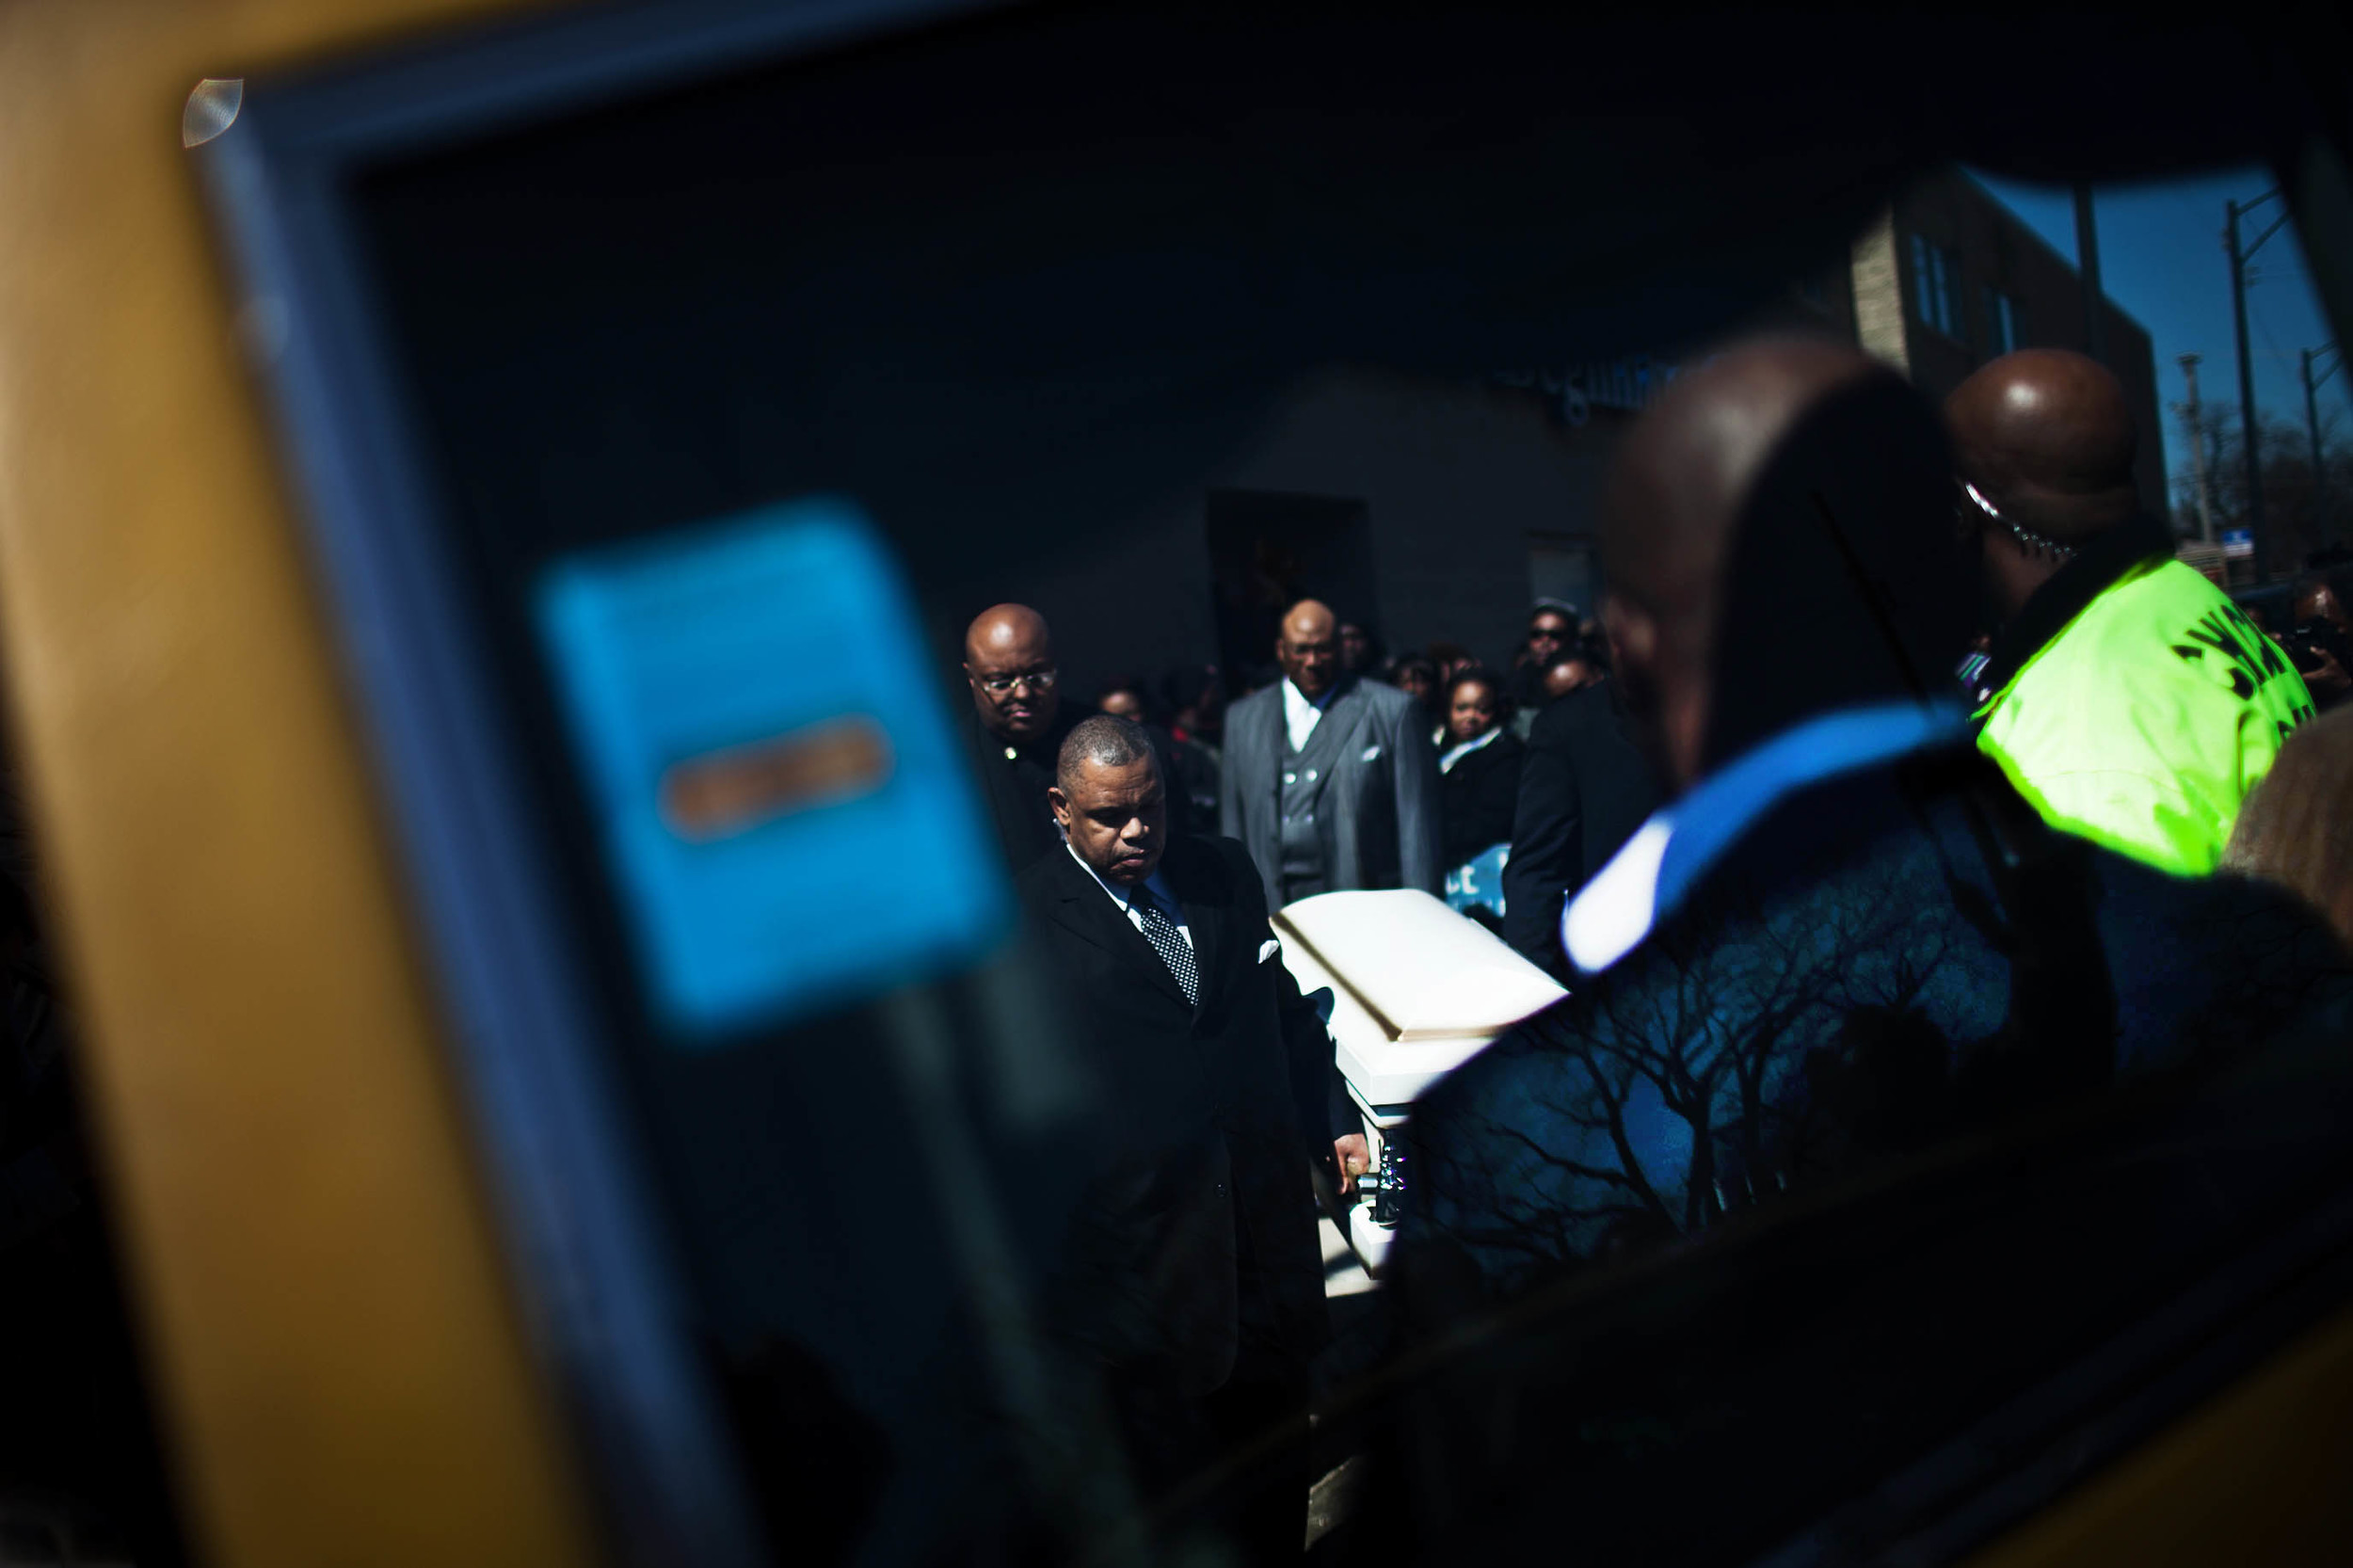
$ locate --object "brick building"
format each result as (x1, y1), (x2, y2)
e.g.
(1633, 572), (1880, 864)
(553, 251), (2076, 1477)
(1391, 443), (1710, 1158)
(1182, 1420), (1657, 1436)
(1842, 168), (2168, 509)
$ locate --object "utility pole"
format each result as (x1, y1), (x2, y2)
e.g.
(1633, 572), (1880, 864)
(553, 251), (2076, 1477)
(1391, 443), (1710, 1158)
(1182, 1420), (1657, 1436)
(2178, 353), (2216, 542)
(2227, 189), (2291, 580)
(2073, 184), (2107, 365)
(2307, 344), (2342, 540)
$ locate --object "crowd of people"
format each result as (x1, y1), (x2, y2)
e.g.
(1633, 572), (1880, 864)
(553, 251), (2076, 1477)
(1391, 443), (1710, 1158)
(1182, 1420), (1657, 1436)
(961, 591), (1642, 956)
(950, 335), (2353, 1563)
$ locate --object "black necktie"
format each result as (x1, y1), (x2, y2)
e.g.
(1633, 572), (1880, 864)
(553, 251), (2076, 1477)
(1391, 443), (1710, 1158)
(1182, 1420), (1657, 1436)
(1129, 885), (1199, 1005)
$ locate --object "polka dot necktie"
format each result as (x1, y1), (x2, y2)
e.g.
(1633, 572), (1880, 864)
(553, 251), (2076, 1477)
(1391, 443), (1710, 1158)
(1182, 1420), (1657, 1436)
(1128, 884), (1200, 1006)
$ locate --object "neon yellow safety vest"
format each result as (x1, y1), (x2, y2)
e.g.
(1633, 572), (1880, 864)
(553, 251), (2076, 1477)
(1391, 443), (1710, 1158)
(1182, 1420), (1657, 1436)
(1975, 557), (2314, 876)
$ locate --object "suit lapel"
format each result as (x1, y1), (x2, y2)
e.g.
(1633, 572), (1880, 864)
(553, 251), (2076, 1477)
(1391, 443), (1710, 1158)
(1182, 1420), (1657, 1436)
(1252, 684), (1288, 781)
(1042, 850), (1191, 1008)
(1292, 679), (1370, 774)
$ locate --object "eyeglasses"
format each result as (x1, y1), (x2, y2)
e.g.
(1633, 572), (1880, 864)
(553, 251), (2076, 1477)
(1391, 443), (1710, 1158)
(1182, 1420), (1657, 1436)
(1955, 477), (2077, 562)
(976, 667), (1059, 695)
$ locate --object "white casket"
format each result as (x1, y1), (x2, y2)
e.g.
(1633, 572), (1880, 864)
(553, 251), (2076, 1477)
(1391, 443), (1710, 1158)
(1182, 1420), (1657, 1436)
(1276, 888), (1565, 1121)
(1274, 889), (1565, 1272)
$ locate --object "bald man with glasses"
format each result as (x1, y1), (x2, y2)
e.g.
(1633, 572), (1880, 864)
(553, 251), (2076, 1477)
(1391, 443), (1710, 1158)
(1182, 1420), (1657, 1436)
(962, 603), (1087, 872)
(962, 602), (1179, 872)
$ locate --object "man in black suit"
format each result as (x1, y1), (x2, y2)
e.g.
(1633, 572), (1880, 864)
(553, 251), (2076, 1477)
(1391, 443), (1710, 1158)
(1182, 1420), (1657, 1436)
(1021, 714), (1363, 1565)
(962, 603), (1083, 872)
(1502, 598), (1580, 712)
(963, 603), (1187, 873)
(1498, 657), (1666, 977)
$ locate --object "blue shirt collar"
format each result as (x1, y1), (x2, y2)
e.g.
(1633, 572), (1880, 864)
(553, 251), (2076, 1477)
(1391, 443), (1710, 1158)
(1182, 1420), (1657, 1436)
(1285, 677), (1337, 715)
(1561, 698), (1970, 977)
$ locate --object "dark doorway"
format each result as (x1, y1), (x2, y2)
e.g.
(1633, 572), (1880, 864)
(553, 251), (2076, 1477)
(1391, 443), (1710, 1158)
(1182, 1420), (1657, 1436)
(1204, 489), (1378, 688)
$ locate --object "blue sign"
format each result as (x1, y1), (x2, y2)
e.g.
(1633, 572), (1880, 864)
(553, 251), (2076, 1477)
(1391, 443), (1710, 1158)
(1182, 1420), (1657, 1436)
(2221, 528), (2255, 560)
(534, 498), (1008, 1041)
(1493, 356), (1689, 427)
(1445, 841), (1511, 919)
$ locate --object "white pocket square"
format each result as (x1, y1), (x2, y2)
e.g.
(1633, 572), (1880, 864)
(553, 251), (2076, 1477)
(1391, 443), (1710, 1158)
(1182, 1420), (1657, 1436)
(1360, 744), (1382, 762)
(1257, 938), (1281, 964)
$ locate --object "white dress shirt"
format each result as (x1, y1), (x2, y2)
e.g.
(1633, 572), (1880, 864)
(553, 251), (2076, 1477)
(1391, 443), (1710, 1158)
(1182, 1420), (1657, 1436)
(1282, 678), (1334, 753)
(1067, 845), (1194, 951)
(1437, 724), (1502, 775)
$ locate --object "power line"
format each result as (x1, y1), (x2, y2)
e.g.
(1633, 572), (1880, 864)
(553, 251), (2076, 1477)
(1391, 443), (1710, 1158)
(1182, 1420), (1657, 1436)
(2250, 292), (2297, 398)
(2227, 190), (2281, 574)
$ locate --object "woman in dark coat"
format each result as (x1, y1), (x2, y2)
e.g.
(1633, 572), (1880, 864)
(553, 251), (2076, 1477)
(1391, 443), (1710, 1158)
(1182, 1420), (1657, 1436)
(1437, 666), (1525, 871)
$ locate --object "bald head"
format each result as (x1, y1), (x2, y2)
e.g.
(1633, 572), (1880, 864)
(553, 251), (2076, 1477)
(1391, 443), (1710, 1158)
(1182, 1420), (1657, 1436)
(1604, 337), (1880, 623)
(1946, 349), (2138, 545)
(1275, 599), (1342, 700)
(964, 602), (1060, 743)
(1281, 600), (1337, 645)
(1543, 655), (1601, 701)
(1600, 337), (1883, 785)
(965, 602), (1051, 664)
(1597, 333), (1966, 790)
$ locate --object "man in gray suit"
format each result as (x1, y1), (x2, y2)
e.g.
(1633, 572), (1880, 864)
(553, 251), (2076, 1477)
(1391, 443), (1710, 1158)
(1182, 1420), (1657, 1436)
(1220, 598), (1444, 910)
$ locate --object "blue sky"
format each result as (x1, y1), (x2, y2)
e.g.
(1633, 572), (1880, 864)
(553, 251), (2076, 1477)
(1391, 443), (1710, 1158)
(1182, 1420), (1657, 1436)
(1965, 164), (2345, 513)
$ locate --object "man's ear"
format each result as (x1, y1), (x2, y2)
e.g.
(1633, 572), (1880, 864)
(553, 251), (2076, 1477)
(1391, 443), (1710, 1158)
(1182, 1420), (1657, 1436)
(1603, 593), (1657, 678)
(1046, 784), (1069, 824)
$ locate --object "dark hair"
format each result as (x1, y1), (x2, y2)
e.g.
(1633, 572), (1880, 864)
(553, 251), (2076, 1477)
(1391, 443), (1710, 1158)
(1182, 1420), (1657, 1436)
(1056, 714), (1159, 791)
(1093, 673), (1156, 722)
(1392, 654), (1438, 682)
(1445, 664), (1513, 711)
(1160, 663), (1219, 715)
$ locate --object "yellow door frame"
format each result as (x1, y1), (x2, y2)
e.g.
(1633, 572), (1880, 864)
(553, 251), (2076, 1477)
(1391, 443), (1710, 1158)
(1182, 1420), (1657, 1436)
(1963, 1300), (2353, 1567)
(0, 4), (592, 1564)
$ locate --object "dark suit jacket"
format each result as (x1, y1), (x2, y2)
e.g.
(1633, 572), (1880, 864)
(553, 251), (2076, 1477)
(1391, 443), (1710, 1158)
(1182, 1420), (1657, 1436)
(1219, 675), (1444, 909)
(1500, 679), (1666, 973)
(1439, 730), (1525, 871)
(967, 704), (1083, 873)
(1019, 835), (1338, 1400)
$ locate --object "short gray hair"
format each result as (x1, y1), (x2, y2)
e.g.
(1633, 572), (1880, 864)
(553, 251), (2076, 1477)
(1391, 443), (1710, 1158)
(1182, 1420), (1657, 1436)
(1057, 713), (1158, 791)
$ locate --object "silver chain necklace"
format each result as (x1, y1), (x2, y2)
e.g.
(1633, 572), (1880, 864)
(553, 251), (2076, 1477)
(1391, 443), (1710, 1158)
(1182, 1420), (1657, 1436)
(1959, 479), (2078, 563)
